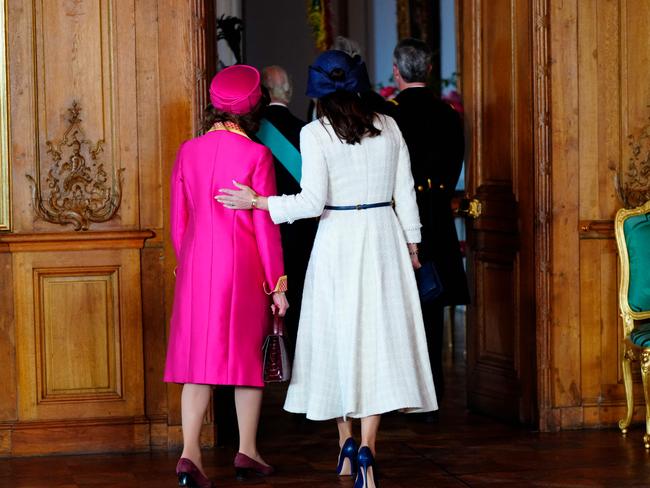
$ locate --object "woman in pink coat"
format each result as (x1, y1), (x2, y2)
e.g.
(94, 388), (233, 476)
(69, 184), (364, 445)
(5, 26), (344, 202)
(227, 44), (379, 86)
(164, 65), (288, 488)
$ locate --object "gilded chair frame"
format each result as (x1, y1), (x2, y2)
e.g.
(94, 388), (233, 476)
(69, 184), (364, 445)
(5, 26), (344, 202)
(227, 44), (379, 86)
(615, 199), (650, 447)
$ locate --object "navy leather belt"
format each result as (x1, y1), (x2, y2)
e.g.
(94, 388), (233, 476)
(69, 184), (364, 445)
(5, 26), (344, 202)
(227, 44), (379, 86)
(324, 201), (392, 211)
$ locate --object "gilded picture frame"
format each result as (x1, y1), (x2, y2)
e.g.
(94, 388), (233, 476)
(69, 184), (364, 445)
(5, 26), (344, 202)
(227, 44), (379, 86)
(0, 0), (9, 231)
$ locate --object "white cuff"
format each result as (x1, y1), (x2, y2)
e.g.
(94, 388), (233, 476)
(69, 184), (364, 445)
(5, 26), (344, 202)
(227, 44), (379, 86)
(404, 228), (422, 244)
(268, 196), (292, 224)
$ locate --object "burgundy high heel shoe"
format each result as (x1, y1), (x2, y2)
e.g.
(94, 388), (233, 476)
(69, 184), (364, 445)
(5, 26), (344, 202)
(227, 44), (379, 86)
(233, 452), (275, 479)
(176, 458), (215, 488)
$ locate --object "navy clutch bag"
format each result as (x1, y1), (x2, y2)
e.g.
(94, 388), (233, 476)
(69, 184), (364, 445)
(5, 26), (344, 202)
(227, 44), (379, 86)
(415, 262), (443, 303)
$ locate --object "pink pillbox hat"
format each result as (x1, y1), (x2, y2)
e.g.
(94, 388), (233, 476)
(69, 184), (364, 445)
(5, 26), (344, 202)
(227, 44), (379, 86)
(209, 65), (262, 115)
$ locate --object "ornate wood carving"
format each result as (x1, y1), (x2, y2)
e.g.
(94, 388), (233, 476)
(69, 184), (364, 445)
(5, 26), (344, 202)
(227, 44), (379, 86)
(617, 116), (650, 208)
(26, 102), (124, 231)
(533, 0), (553, 432)
(191, 0), (214, 135)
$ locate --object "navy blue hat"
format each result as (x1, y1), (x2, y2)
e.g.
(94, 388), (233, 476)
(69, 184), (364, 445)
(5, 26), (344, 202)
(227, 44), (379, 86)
(306, 50), (371, 98)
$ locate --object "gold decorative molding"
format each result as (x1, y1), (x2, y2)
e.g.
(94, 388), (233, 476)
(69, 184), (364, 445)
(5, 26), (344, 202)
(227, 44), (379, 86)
(26, 102), (124, 231)
(0, 0), (10, 231)
(616, 116), (650, 209)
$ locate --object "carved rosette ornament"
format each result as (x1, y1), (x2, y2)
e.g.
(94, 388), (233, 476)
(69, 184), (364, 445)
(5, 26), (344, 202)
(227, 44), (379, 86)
(641, 350), (650, 376)
(26, 102), (124, 231)
(616, 117), (650, 209)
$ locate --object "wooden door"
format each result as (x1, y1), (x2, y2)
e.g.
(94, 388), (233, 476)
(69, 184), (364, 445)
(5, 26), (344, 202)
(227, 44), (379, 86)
(459, 0), (541, 423)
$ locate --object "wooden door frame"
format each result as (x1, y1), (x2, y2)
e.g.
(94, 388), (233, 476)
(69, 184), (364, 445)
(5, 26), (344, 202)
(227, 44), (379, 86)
(456, 0), (552, 429)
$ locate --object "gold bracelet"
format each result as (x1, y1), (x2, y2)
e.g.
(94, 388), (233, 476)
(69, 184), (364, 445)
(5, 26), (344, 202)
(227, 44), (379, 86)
(251, 194), (258, 209)
(264, 275), (288, 295)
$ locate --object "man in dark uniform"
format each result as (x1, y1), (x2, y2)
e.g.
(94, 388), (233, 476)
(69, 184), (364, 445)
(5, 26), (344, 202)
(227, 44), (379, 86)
(391, 39), (470, 405)
(260, 65), (318, 360)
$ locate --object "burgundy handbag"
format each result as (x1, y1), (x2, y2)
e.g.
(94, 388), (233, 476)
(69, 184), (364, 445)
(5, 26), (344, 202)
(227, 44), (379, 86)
(262, 313), (292, 383)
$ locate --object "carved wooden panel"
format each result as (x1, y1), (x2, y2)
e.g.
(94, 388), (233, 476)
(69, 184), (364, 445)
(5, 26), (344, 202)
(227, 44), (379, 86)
(34, 267), (122, 403)
(1, 0), (204, 454)
(14, 248), (143, 421)
(9, 0), (137, 232)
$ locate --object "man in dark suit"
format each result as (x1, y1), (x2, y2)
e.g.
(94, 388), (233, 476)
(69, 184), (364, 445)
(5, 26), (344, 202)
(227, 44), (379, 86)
(391, 39), (470, 405)
(260, 65), (318, 359)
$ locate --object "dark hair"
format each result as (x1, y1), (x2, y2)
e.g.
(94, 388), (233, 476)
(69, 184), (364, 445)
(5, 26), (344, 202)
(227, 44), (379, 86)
(393, 38), (431, 83)
(316, 69), (380, 145)
(202, 98), (266, 135)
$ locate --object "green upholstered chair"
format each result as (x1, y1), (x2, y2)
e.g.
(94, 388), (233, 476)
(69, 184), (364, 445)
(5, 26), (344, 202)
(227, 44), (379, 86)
(616, 200), (650, 448)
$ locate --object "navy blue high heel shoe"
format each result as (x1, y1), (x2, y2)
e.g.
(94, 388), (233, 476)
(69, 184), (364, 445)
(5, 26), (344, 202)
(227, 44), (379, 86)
(336, 437), (358, 476)
(354, 446), (379, 488)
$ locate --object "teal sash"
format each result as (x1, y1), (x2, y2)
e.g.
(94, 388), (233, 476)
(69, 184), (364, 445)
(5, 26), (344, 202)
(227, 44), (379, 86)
(256, 118), (302, 183)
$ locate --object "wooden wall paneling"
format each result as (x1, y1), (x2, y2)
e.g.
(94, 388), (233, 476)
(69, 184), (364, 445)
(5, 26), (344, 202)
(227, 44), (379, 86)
(141, 245), (169, 448)
(136, 0), (163, 232)
(13, 248), (144, 421)
(600, 239), (621, 389)
(157, 0), (197, 444)
(576, 0), (599, 221)
(111, 0), (139, 229)
(533, 0), (554, 433)
(548, 0), (581, 430)
(10, 0), (138, 233)
(0, 232), (152, 456)
(595, 0), (620, 220)
(0, 252), (17, 442)
(134, 0), (168, 447)
(579, 239), (603, 408)
(546, 0), (650, 430)
(621, 0), (650, 146)
(7, 0), (37, 232)
(514, 0), (537, 424)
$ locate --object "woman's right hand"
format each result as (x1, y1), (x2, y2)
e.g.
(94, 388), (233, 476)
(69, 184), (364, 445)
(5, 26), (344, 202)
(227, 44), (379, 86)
(271, 292), (289, 317)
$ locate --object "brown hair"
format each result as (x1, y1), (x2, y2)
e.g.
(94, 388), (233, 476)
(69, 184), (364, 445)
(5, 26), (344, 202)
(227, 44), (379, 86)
(316, 69), (380, 145)
(201, 98), (266, 136)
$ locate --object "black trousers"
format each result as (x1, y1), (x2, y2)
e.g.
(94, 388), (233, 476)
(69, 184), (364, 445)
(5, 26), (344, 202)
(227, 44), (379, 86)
(421, 300), (445, 401)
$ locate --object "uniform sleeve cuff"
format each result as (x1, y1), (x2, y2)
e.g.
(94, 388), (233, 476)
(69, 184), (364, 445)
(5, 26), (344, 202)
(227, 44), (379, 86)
(264, 275), (288, 295)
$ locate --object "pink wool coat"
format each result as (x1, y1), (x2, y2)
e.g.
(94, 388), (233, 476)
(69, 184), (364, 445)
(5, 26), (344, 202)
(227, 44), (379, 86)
(163, 130), (285, 387)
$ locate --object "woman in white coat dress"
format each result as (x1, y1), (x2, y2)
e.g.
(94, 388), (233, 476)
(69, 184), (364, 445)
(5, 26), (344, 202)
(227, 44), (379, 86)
(216, 50), (437, 488)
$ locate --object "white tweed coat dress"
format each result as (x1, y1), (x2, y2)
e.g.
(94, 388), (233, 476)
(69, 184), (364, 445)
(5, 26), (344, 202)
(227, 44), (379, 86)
(268, 114), (438, 420)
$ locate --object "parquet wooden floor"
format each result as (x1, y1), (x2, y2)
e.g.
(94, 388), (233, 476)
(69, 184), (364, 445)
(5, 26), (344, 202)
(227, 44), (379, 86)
(3, 312), (650, 487)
